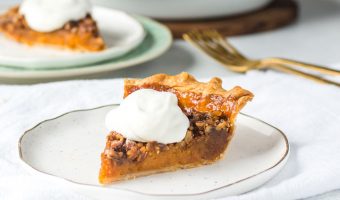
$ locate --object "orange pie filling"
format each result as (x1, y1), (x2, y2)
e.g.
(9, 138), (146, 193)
(99, 73), (253, 184)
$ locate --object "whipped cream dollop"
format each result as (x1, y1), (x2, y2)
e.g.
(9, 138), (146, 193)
(105, 89), (190, 144)
(20, 0), (92, 32)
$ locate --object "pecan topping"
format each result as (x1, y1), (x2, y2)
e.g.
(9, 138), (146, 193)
(103, 109), (230, 165)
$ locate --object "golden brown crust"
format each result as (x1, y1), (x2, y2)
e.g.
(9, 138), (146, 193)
(0, 6), (105, 52)
(124, 72), (253, 121)
(125, 72), (253, 101)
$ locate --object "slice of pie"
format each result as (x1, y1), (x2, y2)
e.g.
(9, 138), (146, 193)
(99, 72), (253, 184)
(0, 6), (105, 51)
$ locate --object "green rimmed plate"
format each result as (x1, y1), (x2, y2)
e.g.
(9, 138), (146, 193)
(0, 7), (146, 69)
(0, 15), (172, 82)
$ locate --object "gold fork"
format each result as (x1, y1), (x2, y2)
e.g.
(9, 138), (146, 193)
(183, 30), (340, 87)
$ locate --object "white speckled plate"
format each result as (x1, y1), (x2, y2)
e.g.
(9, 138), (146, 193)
(18, 105), (289, 200)
(0, 6), (145, 69)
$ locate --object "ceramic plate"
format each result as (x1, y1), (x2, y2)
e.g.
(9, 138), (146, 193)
(19, 105), (289, 200)
(0, 6), (145, 69)
(0, 15), (172, 83)
(92, 0), (272, 20)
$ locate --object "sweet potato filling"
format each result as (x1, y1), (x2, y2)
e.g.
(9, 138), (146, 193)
(99, 109), (233, 184)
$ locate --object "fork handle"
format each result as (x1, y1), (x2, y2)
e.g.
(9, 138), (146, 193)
(262, 57), (340, 76)
(267, 63), (340, 87)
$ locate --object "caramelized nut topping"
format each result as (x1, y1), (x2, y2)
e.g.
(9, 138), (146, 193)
(103, 109), (231, 164)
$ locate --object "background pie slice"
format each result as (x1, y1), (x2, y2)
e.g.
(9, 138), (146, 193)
(0, 6), (105, 52)
(99, 72), (253, 184)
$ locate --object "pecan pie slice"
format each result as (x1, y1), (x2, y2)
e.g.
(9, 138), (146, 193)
(99, 72), (253, 184)
(0, 6), (105, 51)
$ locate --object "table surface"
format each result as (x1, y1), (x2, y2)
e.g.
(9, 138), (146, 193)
(3, 0), (340, 199)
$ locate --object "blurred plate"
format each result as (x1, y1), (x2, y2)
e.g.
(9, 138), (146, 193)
(19, 104), (289, 199)
(0, 15), (172, 83)
(0, 6), (145, 69)
(92, 0), (272, 20)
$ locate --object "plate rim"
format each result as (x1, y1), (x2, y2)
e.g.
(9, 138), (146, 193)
(0, 6), (146, 69)
(18, 104), (289, 197)
(0, 15), (172, 80)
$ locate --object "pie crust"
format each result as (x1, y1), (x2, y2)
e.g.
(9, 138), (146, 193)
(0, 6), (105, 52)
(99, 72), (253, 184)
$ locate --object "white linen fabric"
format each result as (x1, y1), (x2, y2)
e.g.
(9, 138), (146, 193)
(0, 71), (339, 200)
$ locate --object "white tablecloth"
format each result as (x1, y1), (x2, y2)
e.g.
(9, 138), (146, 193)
(0, 71), (340, 200)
